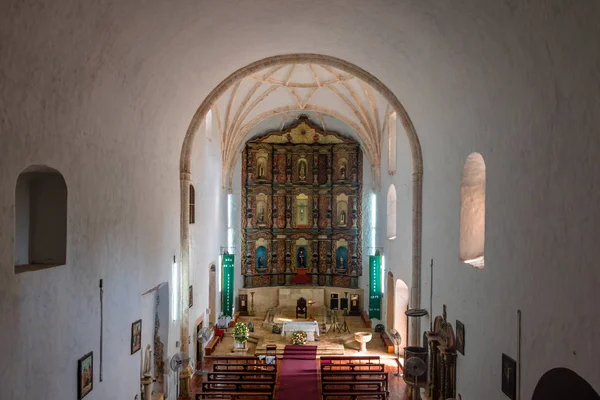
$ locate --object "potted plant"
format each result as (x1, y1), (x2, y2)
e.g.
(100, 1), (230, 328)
(291, 330), (307, 346)
(233, 322), (249, 349)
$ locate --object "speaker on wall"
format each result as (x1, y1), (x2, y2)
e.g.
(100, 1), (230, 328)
(330, 293), (339, 310)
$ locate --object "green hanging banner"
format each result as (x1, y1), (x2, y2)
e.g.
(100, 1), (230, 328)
(221, 254), (235, 317)
(369, 255), (381, 319)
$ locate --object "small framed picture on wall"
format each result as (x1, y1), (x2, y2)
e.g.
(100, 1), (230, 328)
(77, 352), (93, 399)
(502, 353), (517, 399)
(131, 319), (142, 354)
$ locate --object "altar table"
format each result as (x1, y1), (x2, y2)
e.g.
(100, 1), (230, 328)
(281, 321), (320, 341)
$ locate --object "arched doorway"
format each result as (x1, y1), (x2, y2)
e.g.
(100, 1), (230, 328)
(386, 272), (395, 330)
(532, 368), (599, 400)
(393, 279), (409, 348)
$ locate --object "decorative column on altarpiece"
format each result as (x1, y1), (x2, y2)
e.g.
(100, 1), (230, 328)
(284, 238), (292, 286)
(311, 239), (319, 285)
(351, 194), (358, 230)
(285, 152), (292, 184)
(350, 239), (359, 289)
(271, 239), (278, 286)
(312, 193), (319, 229)
(312, 149), (319, 185)
(327, 148), (333, 185)
(325, 241), (333, 286)
(245, 248), (253, 288)
(285, 195), (292, 229)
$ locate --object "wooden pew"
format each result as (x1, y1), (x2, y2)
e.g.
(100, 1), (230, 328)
(360, 311), (371, 328)
(210, 356), (261, 364)
(380, 331), (394, 354)
(322, 391), (388, 399)
(201, 381), (275, 392)
(206, 371), (277, 382)
(213, 363), (277, 372)
(321, 363), (385, 372)
(320, 356), (380, 365)
(196, 393), (273, 400)
(322, 380), (386, 392)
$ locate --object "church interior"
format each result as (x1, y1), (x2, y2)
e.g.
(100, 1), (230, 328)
(1, 1), (600, 400)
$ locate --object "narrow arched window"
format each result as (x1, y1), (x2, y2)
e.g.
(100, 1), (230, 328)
(387, 184), (397, 240)
(189, 184), (196, 224)
(15, 165), (67, 273)
(460, 153), (486, 268)
(387, 112), (397, 175)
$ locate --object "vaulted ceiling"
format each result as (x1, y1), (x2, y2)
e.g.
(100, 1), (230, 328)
(210, 63), (396, 189)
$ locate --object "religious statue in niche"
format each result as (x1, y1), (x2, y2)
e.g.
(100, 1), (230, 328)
(257, 200), (266, 225)
(340, 163), (347, 180)
(298, 159), (307, 181)
(336, 246), (348, 270)
(297, 247), (307, 269)
(339, 210), (346, 226)
(257, 163), (265, 179)
(256, 246), (267, 270)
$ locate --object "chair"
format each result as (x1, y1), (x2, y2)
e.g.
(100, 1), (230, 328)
(296, 297), (307, 319)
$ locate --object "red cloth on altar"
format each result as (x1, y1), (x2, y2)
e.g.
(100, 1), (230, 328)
(292, 268), (312, 284)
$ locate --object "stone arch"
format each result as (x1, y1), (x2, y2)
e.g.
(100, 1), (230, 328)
(179, 53), (424, 347)
(532, 368), (599, 400)
(459, 152), (486, 268)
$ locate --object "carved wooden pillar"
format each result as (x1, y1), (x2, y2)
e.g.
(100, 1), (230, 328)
(312, 150), (319, 185)
(284, 238), (292, 285)
(351, 195), (358, 229)
(312, 193), (319, 229)
(327, 149), (333, 185)
(285, 195), (292, 229)
(350, 239), (358, 288)
(271, 239), (278, 286)
(325, 241), (333, 286)
(285, 151), (292, 184)
(311, 239), (319, 285)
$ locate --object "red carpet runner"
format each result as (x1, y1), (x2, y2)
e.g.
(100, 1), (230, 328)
(277, 345), (318, 400)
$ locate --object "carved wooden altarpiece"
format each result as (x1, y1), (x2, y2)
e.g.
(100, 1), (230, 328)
(241, 117), (362, 288)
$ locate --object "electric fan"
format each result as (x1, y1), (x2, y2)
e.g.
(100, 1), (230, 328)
(196, 327), (214, 375)
(404, 356), (426, 400)
(169, 352), (190, 397)
(390, 329), (403, 377)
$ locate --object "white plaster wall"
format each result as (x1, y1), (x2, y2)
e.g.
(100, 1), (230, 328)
(189, 118), (228, 352)
(1, 1), (600, 399)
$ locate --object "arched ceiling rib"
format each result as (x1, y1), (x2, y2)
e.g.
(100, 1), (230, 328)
(210, 63), (394, 190)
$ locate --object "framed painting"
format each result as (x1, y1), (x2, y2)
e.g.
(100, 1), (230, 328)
(502, 353), (517, 399)
(131, 319), (142, 354)
(189, 285), (193, 308)
(77, 351), (93, 399)
(456, 320), (465, 355)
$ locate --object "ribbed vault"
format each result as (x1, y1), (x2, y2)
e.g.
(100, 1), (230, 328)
(185, 60), (414, 191)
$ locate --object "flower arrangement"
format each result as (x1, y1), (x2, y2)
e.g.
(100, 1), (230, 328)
(233, 322), (249, 343)
(291, 330), (307, 346)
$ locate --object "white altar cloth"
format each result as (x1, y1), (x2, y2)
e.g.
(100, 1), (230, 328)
(281, 321), (320, 339)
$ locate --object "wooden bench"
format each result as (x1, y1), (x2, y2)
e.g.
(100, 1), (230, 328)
(321, 371), (388, 382)
(207, 371), (276, 382)
(321, 363), (385, 372)
(228, 312), (241, 328)
(380, 331), (394, 354)
(201, 381), (275, 392)
(322, 380), (387, 392)
(196, 392), (273, 400)
(205, 335), (221, 356)
(210, 356), (261, 363)
(322, 391), (388, 399)
(360, 311), (371, 328)
(320, 356), (380, 365)
(213, 363), (277, 372)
